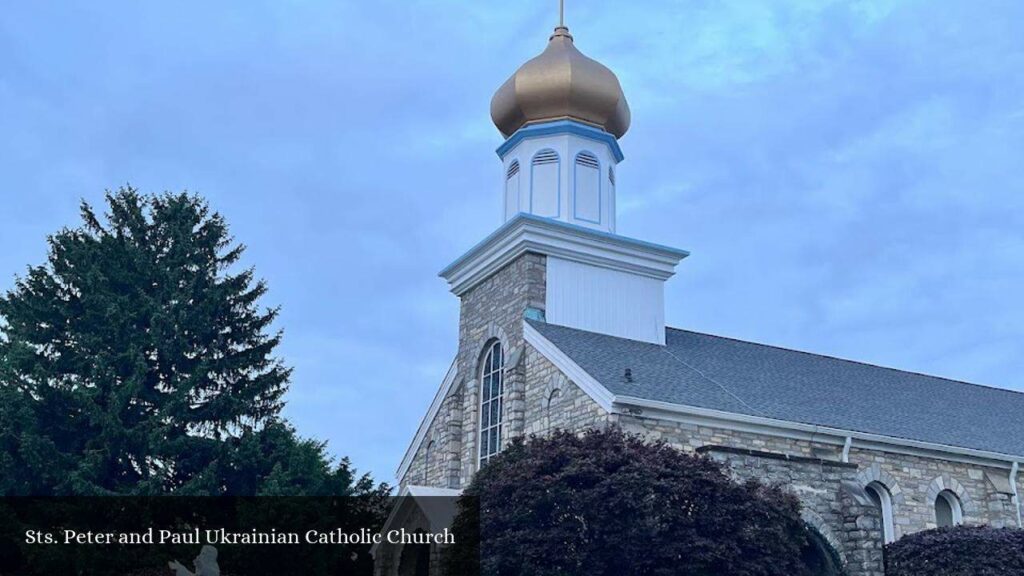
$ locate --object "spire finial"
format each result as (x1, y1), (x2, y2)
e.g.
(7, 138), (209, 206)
(551, 0), (572, 40)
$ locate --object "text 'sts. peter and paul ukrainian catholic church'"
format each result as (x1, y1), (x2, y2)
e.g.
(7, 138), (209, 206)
(372, 14), (1024, 576)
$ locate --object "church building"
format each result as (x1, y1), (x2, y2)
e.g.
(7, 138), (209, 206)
(374, 17), (1024, 576)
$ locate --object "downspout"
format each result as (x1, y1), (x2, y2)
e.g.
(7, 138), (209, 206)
(841, 436), (853, 464)
(1011, 461), (1021, 528)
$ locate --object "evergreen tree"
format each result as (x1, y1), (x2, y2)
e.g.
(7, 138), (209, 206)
(0, 187), (369, 496)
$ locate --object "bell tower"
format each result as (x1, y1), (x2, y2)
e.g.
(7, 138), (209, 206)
(441, 15), (686, 347)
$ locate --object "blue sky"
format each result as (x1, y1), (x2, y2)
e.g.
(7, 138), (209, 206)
(2, 0), (1023, 483)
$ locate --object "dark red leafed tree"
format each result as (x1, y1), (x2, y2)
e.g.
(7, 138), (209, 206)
(886, 525), (1024, 576)
(444, 427), (823, 576)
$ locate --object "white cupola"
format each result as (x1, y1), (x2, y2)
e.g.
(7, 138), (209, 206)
(490, 25), (629, 234)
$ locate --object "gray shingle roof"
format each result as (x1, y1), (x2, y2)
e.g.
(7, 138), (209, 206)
(528, 320), (1024, 458)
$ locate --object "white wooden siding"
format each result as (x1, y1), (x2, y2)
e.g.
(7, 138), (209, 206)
(545, 256), (666, 344)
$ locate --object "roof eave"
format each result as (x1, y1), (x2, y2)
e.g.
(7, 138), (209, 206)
(524, 321), (1024, 469)
(613, 395), (1024, 468)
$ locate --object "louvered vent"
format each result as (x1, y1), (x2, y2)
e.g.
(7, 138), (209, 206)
(575, 152), (599, 169)
(609, 166), (616, 185)
(533, 150), (559, 165)
(506, 160), (520, 179)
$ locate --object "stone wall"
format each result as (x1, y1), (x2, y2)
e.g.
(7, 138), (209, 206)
(401, 252), (548, 489)
(455, 252), (546, 486)
(847, 447), (1020, 536)
(400, 386), (463, 489)
(612, 414), (881, 574)
(402, 342), (611, 489)
(611, 413), (1021, 531)
(521, 345), (609, 438)
(612, 412), (839, 460)
(699, 445), (885, 576)
(611, 411), (1023, 574)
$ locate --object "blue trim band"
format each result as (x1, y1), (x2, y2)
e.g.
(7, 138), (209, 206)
(496, 119), (625, 163)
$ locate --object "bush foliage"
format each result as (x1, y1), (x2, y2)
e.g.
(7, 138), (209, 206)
(886, 525), (1024, 576)
(444, 427), (826, 576)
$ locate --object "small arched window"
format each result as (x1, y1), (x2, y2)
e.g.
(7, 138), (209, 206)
(865, 482), (896, 544)
(573, 151), (601, 223)
(479, 341), (504, 466)
(608, 165), (616, 186)
(504, 160), (521, 219)
(544, 388), (562, 434)
(935, 490), (963, 527)
(576, 151), (599, 169)
(423, 440), (435, 483)
(530, 149), (560, 217)
(533, 149), (559, 166)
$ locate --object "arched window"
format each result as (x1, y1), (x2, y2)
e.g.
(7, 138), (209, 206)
(533, 149), (559, 165)
(478, 341), (504, 466)
(504, 160), (521, 219)
(608, 165), (615, 186)
(573, 151), (601, 223)
(800, 525), (844, 576)
(398, 529), (430, 576)
(530, 149), (560, 217)
(935, 490), (963, 527)
(576, 151), (599, 169)
(423, 440), (435, 483)
(544, 388), (561, 434)
(865, 481), (896, 544)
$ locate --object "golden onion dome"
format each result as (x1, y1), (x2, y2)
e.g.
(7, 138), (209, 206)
(491, 26), (631, 139)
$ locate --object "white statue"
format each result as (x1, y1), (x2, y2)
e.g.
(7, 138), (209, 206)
(168, 545), (220, 576)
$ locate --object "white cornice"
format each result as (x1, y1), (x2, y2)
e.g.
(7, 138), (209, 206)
(395, 358), (458, 483)
(525, 320), (1024, 469)
(440, 214), (688, 296)
(614, 396), (1023, 469)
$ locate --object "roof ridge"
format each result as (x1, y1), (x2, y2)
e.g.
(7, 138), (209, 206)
(665, 325), (1024, 399)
